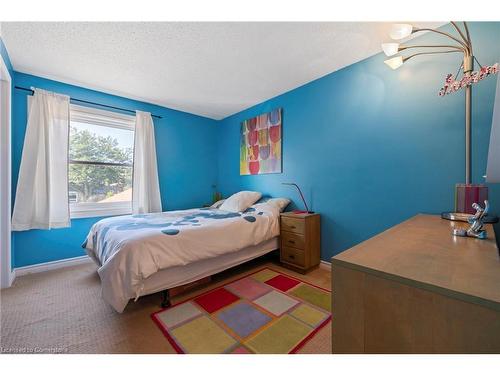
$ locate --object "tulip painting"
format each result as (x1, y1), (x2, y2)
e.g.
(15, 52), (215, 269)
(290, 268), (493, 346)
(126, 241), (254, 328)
(240, 108), (282, 175)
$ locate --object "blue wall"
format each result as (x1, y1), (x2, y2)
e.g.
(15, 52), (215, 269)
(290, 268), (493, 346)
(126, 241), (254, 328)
(0, 36), (13, 73)
(217, 22), (500, 260)
(12, 72), (218, 267)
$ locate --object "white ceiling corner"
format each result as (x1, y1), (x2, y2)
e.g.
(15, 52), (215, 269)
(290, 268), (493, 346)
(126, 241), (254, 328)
(1, 22), (444, 120)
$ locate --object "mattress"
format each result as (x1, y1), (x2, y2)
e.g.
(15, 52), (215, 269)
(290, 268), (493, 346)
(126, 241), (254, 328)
(84, 202), (281, 312)
(139, 237), (279, 297)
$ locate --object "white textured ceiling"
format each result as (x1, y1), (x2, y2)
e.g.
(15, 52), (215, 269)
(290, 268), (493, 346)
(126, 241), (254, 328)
(1, 22), (443, 120)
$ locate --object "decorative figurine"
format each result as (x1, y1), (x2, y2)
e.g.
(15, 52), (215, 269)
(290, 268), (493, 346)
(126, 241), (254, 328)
(452, 200), (489, 239)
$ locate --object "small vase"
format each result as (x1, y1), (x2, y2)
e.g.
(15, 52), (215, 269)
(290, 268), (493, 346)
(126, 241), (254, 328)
(455, 184), (488, 214)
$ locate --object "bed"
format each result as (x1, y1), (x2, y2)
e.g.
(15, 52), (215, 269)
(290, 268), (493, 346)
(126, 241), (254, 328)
(83, 201), (281, 312)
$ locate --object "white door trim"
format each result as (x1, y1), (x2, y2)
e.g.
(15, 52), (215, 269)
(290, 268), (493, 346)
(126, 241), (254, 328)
(0, 52), (13, 288)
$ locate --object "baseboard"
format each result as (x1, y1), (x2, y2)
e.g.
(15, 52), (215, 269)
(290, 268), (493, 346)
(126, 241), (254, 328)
(14, 255), (93, 277)
(319, 260), (331, 270)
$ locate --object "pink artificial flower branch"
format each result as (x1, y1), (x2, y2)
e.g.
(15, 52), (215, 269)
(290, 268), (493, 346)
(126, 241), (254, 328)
(438, 63), (499, 96)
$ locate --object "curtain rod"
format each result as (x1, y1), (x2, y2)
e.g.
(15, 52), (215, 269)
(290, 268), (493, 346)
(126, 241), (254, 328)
(14, 86), (162, 119)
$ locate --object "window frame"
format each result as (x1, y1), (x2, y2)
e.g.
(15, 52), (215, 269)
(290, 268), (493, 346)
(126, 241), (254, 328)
(68, 104), (135, 219)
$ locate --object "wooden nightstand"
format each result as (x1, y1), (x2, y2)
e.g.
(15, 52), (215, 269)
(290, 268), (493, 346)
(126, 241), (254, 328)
(279, 212), (321, 273)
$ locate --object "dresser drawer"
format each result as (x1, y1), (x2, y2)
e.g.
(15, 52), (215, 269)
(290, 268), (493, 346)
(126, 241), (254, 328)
(281, 232), (305, 249)
(281, 246), (305, 267)
(280, 216), (305, 234)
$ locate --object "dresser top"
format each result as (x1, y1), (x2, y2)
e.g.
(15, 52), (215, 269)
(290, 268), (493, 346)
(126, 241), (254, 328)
(332, 214), (500, 310)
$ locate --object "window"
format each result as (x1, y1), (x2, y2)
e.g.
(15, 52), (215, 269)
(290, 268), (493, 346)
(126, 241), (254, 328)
(68, 105), (135, 218)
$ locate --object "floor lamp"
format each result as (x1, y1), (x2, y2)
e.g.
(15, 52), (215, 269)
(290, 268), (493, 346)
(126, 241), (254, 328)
(382, 22), (498, 220)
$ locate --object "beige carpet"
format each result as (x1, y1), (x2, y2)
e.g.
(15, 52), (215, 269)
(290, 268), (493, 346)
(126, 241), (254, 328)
(0, 256), (331, 354)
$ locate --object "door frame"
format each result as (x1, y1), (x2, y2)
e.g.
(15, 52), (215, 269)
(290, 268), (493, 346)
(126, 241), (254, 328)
(0, 51), (13, 288)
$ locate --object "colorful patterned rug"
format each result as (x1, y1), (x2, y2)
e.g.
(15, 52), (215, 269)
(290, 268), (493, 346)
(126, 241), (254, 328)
(151, 268), (331, 354)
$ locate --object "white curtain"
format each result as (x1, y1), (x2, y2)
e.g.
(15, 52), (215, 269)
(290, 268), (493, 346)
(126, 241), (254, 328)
(132, 111), (162, 214)
(12, 89), (70, 230)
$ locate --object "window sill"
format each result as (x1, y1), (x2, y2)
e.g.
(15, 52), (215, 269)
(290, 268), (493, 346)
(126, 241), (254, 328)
(70, 203), (132, 219)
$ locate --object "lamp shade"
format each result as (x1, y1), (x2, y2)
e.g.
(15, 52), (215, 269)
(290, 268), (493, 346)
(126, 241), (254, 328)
(382, 43), (400, 56)
(389, 24), (413, 40)
(486, 73), (500, 183)
(384, 56), (404, 70)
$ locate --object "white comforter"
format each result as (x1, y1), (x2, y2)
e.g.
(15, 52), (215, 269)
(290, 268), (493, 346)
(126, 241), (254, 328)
(83, 203), (280, 312)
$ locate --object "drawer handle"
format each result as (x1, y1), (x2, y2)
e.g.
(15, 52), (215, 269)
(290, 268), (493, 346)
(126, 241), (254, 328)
(288, 240), (295, 244)
(288, 254), (295, 259)
(289, 225), (296, 229)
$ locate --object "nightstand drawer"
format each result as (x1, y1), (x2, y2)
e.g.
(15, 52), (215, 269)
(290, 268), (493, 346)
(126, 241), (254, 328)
(281, 246), (305, 267)
(280, 216), (305, 234)
(281, 232), (305, 249)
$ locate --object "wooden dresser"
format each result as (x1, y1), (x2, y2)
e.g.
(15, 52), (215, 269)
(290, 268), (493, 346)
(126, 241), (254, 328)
(331, 214), (500, 353)
(280, 212), (320, 273)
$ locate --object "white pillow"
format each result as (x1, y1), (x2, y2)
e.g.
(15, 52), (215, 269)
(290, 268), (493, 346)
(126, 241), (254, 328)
(210, 199), (225, 209)
(219, 191), (262, 212)
(266, 198), (291, 212)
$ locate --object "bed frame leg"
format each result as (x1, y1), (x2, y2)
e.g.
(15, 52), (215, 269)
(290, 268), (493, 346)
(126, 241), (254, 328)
(161, 289), (171, 308)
